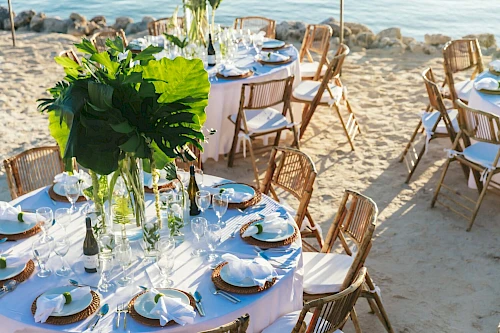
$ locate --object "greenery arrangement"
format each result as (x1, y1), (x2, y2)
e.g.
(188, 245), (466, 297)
(208, 0), (223, 32)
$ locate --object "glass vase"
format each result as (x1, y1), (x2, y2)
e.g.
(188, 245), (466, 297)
(167, 193), (184, 242)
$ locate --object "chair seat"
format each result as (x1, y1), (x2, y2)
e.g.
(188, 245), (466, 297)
(455, 80), (473, 101)
(300, 61), (327, 78)
(261, 310), (342, 333)
(292, 80), (343, 104)
(303, 252), (354, 294)
(229, 108), (291, 134)
(463, 141), (500, 168)
(421, 109), (459, 134)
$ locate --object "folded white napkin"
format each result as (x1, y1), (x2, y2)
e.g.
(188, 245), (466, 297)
(475, 78), (500, 91)
(259, 51), (288, 62)
(117, 50), (129, 62)
(242, 213), (288, 238)
(221, 253), (276, 287)
(219, 64), (249, 77)
(34, 287), (91, 323)
(0, 202), (37, 224)
(490, 60), (500, 72)
(149, 288), (196, 326)
(143, 169), (169, 189)
(54, 170), (91, 189)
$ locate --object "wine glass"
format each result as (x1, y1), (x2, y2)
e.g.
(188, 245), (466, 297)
(115, 242), (133, 286)
(213, 194), (229, 228)
(32, 236), (54, 278)
(64, 181), (81, 214)
(190, 217), (207, 257)
(195, 191), (211, 217)
(54, 239), (70, 277)
(156, 247), (175, 287)
(98, 255), (115, 293)
(253, 33), (264, 55)
(54, 208), (71, 236)
(205, 224), (221, 265)
(36, 207), (53, 238)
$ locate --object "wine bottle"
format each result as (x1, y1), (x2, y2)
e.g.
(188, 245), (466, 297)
(207, 33), (216, 67)
(188, 165), (201, 216)
(83, 217), (99, 273)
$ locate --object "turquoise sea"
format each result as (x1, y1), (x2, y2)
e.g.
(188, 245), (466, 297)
(8, 0), (500, 41)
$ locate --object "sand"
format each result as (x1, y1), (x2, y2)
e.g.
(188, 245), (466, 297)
(1, 31), (499, 333)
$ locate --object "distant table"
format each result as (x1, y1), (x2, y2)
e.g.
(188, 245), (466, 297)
(0, 175), (303, 332)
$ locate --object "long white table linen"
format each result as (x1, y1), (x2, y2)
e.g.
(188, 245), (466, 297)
(0, 175), (303, 332)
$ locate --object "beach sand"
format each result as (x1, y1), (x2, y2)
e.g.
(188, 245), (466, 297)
(0, 31), (499, 332)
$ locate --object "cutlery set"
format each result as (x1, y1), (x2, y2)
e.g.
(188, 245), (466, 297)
(116, 302), (128, 330)
(86, 303), (109, 331)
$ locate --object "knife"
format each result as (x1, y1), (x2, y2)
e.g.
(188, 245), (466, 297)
(193, 291), (206, 316)
(191, 292), (205, 316)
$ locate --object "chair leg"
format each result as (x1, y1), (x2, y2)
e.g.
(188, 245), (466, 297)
(399, 121), (422, 163)
(247, 139), (261, 188)
(345, 99), (362, 135)
(291, 126), (300, 149)
(305, 210), (323, 248)
(350, 307), (363, 333)
(273, 130), (282, 147)
(365, 272), (394, 333)
(467, 172), (494, 231)
(228, 129), (241, 168)
(430, 158), (452, 208)
(405, 140), (427, 184)
(300, 104), (313, 139)
(332, 104), (356, 151)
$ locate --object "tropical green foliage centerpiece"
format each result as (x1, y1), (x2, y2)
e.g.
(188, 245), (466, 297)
(38, 37), (210, 257)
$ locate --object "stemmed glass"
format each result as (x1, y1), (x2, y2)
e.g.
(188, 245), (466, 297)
(54, 208), (71, 236)
(32, 236), (54, 278)
(195, 191), (211, 217)
(253, 33), (264, 56)
(156, 238), (176, 287)
(36, 207), (53, 238)
(64, 181), (81, 214)
(98, 256), (115, 293)
(190, 217), (207, 257)
(115, 242), (133, 286)
(54, 239), (70, 277)
(213, 194), (229, 228)
(205, 224), (221, 265)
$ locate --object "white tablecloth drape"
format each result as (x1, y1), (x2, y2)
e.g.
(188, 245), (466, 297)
(202, 47), (301, 162)
(0, 175), (303, 332)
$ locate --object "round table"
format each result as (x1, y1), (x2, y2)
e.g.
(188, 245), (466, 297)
(202, 47), (301, 162)
(0, 175), (303, 333)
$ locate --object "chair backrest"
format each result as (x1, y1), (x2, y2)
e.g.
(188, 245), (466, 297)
(456, 99), (500, 145)
(240, 76), (294, 110)
(198, 313), (250, 333)
(91, 29), (128, 52)
(234, 16), (276, 39)
(261, 147), (317, 229)
(299, 24), (333, 64)
(3, 146), (64, 199)
(293, 267), (367, 333)
(58, 49), (81, 66)
(148, 17), (185, 36)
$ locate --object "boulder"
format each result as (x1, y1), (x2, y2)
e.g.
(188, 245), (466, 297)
(113, 16), (133, 30)
(375, 27), (401, 41)
(344, 22), (372, 35)
(407, 40), (424, 53)
(42, 17), (70, 33)
(125, 16), (154, 35)
(275, 21), (306, 41)
(0, 6), (13, 30)
(402, 36), (416, 46)
(388, 39), (405, 54)
(2, 18), (11, 30)
(423, 44), (439, 55)
(29, 12), (46, 32)
(424, 33), (451, 46)
(86, 21), (100, 35)
(13, 10), (35, 29)
(331, 37), (340, 46)
(69, 12), (86, 24)
(67, 20), (89, 36)
(90, 15), (106, 26)
(355, 31), (376, 48)
(463, 33), (496, 49)
(320, 17), (351, 38)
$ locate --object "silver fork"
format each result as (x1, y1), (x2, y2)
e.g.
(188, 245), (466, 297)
(122, 302), (128, 330)
(116, 304), (122, 328)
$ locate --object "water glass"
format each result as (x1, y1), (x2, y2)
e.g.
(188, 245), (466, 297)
(54, 208), (71, 236)
(205, 224), (221, 264)
(115, 242), (133, 286)
(36, 207), (53, 237)
(190, 217), (207, 257)
(98, 255), (115, 293)
(54, 239), (70, 277)
(253, 34), (264, 55)
(213, 194), (229, 227)
(64, 181), (81, 213)
(156, 251), (175, 287)
(32, 236), (54, 278)
(195, 191), (211, 217)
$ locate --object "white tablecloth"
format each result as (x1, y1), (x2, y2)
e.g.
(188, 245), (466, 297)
(0, 175), (303, 332)
(202, 47), (301, 162)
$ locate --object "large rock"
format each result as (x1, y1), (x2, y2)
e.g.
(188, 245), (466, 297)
(423, 44), (439, 55)
(86, 21), (100, 35)
(42, 17), (70, 33)
(463, 33), (497, 48)
(375, 27), (402, 41)
(2, 18), (11, 30)
(275, 20), (306, 41)
(90, 15), (106, 27)
(407, 40), (424, 53)
(67, 20), (89, 36)
(320, 17), (351, 38)
(402, 36), (416, 46)
(113, 16), (133, 30)
(125, 16), (154, 35)
(344, 22), (372, 35)
(0, 6), (13, 30)
(424, 33), (451, 46)
(13, 10), (35, 29)
(29, 12), (45, 32)
(69, 12), (86, 24)
(355, 31), (376, 48)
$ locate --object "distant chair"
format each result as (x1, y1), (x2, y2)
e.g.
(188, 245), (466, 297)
(3, 146), (64, 199)
(442, 39), (484, 108)
(199, 313), (250, 333)
(299, 24), (333, 80)
(91, 29), (128, 52)
(234, 16), (276, 39)
(58, 49), (81, 66)
(148, 17), (185, 36)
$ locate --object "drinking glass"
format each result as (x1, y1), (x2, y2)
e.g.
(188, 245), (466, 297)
(205, 224), (221, 264)
(54, 208), (71, 236)
(213, 194), (228, 228)
(32, 236), (54, 278)
(156, 250), (175, 287)
(36, 207), (53, 237)
(54, 239), (70, 277)
(115, 242), (133, 286)
(64, 181), (81, 214)
(98, 255), (115, 293)
(253, 34), (264, 55)
(190, 217), (207, 257)
(195, 191), (211, 217)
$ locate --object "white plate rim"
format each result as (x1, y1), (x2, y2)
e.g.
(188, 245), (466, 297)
(0, 262), (27, 280)
(133, 288), (191, 320)
(37, 286), (93, 317)
(251, 222), (295, 242)
(217, 183), (255, 203)
(0, 220), (37, 235)
(219, 264), (258, 288)
(263, 39), (286, 48)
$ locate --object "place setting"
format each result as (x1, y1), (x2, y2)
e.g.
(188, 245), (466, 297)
(0, 201), (42, 241)
(49, 171), (90, 209)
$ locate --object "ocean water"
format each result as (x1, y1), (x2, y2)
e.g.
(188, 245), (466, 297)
(8, 0), (500, 41)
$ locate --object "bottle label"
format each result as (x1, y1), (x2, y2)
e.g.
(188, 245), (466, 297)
(207, 55), (216, 66)
(83, 255), (98, 270)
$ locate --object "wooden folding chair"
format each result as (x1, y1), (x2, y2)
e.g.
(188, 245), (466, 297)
(302, 189), (393, 333)
(292, 44), (360, 150)
(91, 29), (128, 52)
(199, 313), (250, 333)
(260, 147), (322, 251)
(234, 16), (276, 38)
(3, 146), (65, 200)
(443, 39), (484, 108)
(227, 76), (299, 187)
(299, 24), (333, 81)
(262, 268), (367, 333)
(148, 17), (185, 36)
(399, 67), (469, 183)
(431, 100), (500, 231)
(58, 49), (81, 66)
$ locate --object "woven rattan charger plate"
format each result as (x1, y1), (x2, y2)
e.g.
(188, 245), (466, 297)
(212, 262), (277, 294)
(0, 259), (35, 287)
(31, 290), (100, 325)
(128, 289), (196, 327)
(216, 70), (253, 80)
(0, 223), (42, 241)
(239, 219), (299, 249)
(489, 68), (500, 76)
(212, 183), (262, 210)
(48, 184), (87, 203)
(144, 180), (176, 194)
(257, 57), (292, 66)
